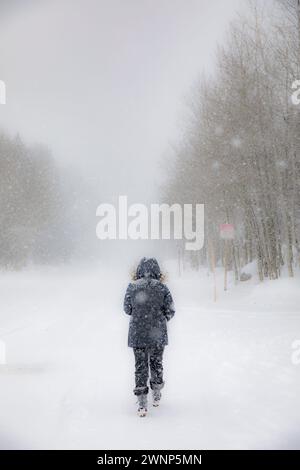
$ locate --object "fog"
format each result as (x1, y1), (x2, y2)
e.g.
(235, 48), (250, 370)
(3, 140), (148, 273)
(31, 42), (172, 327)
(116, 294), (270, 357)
(0, 0), (242, 265)
(1, 2), (300, 453)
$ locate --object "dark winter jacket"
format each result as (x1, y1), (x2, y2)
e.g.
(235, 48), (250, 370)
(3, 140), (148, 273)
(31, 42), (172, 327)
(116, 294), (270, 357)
(123, 258), (175, 348)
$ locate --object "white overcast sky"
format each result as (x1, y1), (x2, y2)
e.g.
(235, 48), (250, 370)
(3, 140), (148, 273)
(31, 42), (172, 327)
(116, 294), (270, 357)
(0, 0), (244, 203)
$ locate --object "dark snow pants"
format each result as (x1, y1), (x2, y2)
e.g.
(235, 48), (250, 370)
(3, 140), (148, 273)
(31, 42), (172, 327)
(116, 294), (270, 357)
(133, 346), (165, 396)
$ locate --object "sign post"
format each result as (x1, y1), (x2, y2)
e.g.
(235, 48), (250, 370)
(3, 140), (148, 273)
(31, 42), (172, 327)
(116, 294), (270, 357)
(220, 224), (235, 291)
(208, 239), (217, 302)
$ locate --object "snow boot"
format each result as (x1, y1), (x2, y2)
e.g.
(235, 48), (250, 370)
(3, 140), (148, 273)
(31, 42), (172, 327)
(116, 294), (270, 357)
(137, 394), (148, 417)
(151, 383), (164, 407)
(152, 389), (161, 407)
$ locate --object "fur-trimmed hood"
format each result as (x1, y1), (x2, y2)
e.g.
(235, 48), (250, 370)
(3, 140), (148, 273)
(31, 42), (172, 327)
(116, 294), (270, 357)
(135, 257), (161, 280)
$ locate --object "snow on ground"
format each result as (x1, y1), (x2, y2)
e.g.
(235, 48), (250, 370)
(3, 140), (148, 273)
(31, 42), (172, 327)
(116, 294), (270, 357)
(0, 262), (300, 450)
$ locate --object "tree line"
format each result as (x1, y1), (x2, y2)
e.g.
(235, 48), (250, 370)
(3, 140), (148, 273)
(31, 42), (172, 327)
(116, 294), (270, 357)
(0, 132), (72, 269)
(164, 0), (300, 281)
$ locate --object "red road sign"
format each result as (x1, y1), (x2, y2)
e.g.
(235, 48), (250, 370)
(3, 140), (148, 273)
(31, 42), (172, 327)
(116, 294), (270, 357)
(220, 224), (235, 240)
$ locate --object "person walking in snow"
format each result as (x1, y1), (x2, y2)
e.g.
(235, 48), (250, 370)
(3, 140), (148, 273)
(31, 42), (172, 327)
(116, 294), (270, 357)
(123, 257), (175, 417)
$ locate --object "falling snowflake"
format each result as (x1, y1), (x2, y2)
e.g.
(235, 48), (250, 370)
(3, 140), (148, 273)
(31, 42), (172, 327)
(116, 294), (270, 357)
(135, 291), (148, 304)
(231, 137), (242, 148)
(276, 160), (288, 169)
(215, 126), (224, 136)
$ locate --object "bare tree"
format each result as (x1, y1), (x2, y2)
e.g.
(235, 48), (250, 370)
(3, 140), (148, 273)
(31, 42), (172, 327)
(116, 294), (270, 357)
(164, 1), (300, 280)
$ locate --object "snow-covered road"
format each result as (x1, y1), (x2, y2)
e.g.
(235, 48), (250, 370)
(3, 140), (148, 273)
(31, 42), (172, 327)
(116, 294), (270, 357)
(0, 265), (300, 449)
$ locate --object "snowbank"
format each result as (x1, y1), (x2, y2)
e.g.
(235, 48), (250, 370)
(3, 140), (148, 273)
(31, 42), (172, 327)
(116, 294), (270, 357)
(0, 264), (299, 449)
